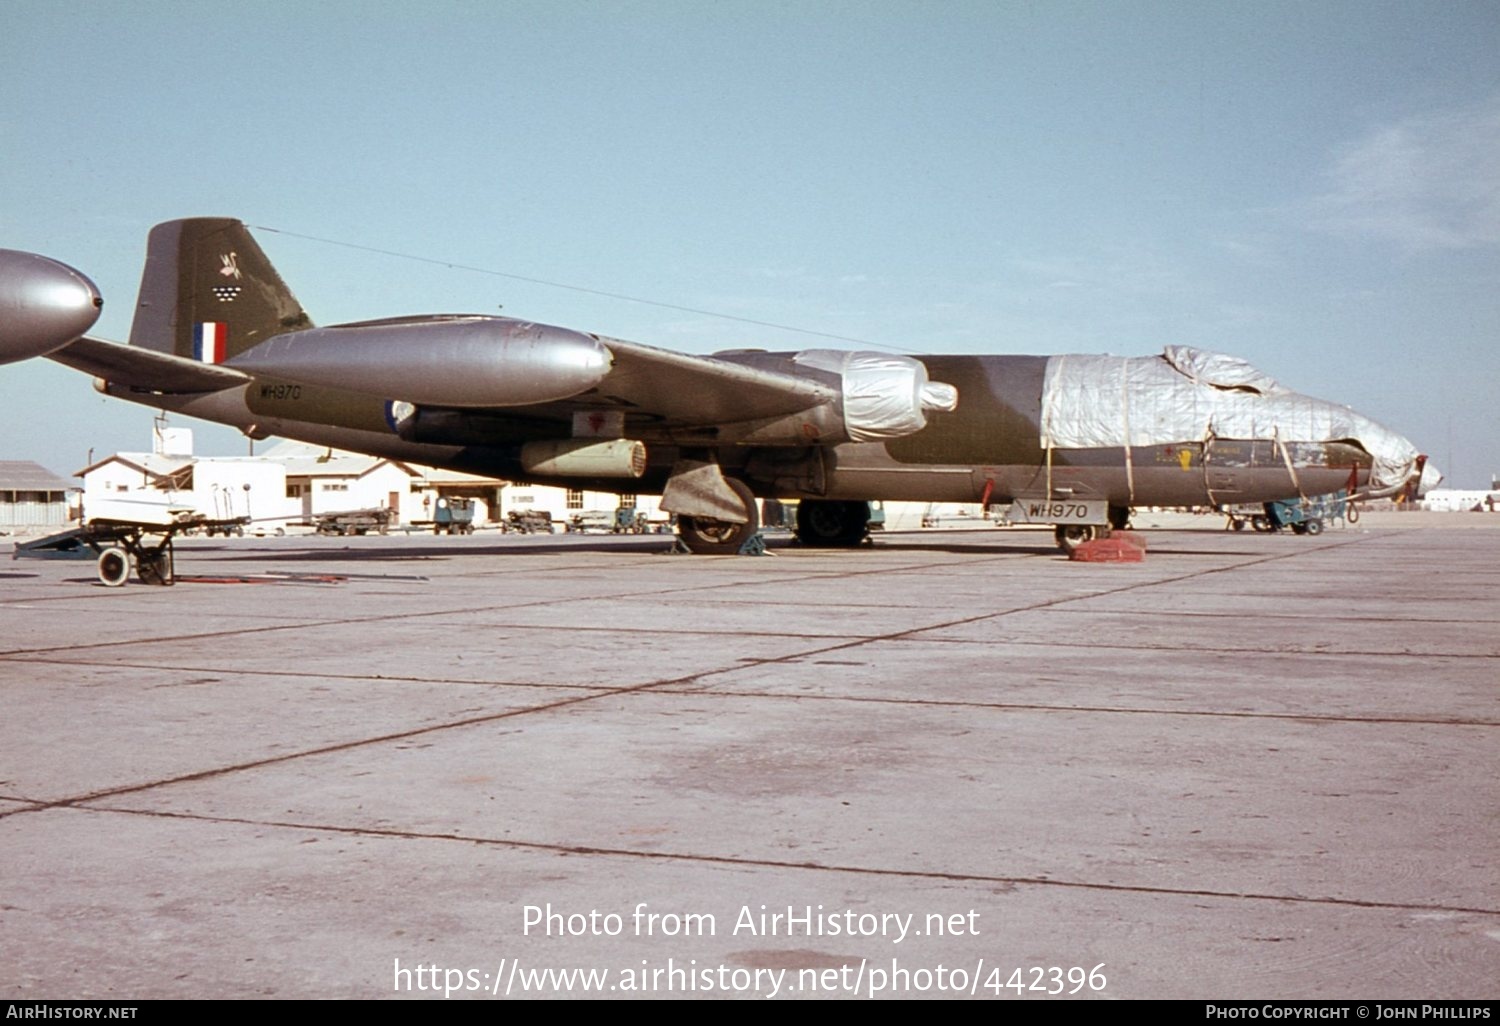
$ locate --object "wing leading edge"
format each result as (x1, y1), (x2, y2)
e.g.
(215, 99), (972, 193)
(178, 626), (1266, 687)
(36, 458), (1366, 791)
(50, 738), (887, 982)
(49, 336), (250, 393)
(589, 336), (840, 425)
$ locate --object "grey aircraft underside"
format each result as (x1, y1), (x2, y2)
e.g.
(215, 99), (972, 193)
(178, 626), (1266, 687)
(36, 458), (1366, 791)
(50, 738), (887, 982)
(1, 219), (1440, 553)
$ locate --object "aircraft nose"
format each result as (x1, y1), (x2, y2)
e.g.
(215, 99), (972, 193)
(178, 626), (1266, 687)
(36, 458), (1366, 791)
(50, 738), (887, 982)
(0, 249), (103, 365)
(1414, 460), (1444, 498)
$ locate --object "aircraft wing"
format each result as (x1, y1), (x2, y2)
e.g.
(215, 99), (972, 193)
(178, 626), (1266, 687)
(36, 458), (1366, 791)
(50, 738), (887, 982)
(221, 319), (844, 427)
(590, 337), (838, 425)
(54, 321), (927, 446)
(48, 336), (250, 394)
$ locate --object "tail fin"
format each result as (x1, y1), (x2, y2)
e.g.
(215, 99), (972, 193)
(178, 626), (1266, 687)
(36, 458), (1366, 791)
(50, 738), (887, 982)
(129, 218), (312, 362)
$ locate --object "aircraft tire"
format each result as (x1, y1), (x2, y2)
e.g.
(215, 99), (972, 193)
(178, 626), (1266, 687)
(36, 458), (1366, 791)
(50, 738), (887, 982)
(97, 547), (130, 587)
(794, 500), (870, 548)
(677, 478), (760, 554)
(1054, 523), (1100, 554)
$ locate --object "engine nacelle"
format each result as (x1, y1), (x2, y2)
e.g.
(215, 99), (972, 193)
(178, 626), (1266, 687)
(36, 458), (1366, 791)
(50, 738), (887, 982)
(229, 316), (611, 407)
(715, 349), (958, 445)
(520, 439), (647, 478)
(795, 350), (957, 441)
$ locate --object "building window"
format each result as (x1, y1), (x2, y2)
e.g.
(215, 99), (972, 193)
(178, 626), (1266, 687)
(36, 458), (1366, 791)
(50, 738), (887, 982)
(286, 484), (302, 498)
(566, 489), (583, 510)
(618, 494), (637, 508)
(321, 482), (349, 492)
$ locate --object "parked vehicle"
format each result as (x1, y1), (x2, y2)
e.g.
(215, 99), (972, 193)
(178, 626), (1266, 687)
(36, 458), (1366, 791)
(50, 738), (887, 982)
(432, 496), (475, 535)
(567, 509), (616, 534)
(1221, 490), (1352, 535)
(505, 509), (555, 534)
(313, 508), (393, 536)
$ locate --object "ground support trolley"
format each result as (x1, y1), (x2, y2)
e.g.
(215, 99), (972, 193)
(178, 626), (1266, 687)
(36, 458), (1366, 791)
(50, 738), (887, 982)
(1221, 490), (1354, 535)
(94, 516), (252, 586)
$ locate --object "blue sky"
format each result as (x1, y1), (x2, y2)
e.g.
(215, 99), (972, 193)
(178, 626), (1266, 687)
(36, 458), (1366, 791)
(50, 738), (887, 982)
(3, 0), (1497, 486)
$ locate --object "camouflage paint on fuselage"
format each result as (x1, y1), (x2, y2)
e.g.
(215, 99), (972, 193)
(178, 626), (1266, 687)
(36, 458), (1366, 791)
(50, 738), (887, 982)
(885, 356), (1050, 467)
(117, 345), (1372, 511)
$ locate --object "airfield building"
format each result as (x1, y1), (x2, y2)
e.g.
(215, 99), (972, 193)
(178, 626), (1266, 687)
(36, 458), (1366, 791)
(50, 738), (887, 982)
(0, 460), (76, 532)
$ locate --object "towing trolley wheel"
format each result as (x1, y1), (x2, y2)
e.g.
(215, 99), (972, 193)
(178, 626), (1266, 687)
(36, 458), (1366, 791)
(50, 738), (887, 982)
(137, 549), (175, 586)
(97, 547), (130, 587)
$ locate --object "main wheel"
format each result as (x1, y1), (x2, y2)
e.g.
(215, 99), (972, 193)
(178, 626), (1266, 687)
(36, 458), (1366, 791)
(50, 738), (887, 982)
(1251, 515), (1271, 532)
(676, 478), (760, 554)
(97, 547), (130, 587)
(1054, 523), (1103, 554)
(794, 500), (871, 547)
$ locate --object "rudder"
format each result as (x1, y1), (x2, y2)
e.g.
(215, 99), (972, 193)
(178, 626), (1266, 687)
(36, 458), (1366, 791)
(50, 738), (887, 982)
(129, 218), (312, 362)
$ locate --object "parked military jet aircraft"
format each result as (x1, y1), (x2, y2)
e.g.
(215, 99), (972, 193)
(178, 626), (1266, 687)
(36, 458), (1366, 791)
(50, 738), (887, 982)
(6, 218), (1440, 553)
(0, 248), (104, 362)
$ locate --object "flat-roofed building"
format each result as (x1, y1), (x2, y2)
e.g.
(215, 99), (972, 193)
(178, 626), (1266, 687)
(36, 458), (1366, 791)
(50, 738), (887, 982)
(0, 461), (76, 531)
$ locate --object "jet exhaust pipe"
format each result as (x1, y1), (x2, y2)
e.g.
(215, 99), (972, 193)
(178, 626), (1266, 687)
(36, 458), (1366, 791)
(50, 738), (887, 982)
(0, 249), (103, 364)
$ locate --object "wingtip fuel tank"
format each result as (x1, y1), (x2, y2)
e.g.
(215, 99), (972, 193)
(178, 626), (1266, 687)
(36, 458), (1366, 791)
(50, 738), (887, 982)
(0, 249), (103, 364)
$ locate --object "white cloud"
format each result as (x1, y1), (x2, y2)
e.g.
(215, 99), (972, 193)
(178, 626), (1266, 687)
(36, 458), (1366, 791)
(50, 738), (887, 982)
(1003, 246), (1189, 297)
(1310, 96), (1500, 250)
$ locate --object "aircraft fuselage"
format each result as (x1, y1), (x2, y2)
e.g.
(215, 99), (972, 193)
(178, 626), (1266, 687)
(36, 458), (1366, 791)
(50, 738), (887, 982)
(101, 351), (1373, 511)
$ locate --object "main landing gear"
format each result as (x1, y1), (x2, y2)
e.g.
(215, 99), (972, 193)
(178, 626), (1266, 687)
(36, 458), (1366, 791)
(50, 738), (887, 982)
(1053, 506), (1131, 555)
(794, 500), (871, 548)
(675, 478), (761, 555)
(673, 490), (877, 554)
(1054, 524), (1102, 554)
